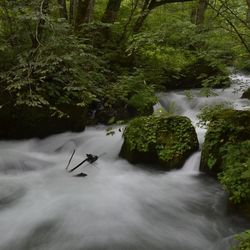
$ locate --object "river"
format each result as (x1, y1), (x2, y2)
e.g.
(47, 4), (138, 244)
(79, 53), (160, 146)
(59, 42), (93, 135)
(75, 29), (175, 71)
(0, 72), (249, 250)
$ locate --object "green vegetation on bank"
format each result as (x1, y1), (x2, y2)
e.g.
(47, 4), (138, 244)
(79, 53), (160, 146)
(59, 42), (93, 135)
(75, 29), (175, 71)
(234, 230), (250, 250)
(200, 108), (250, 205)
(199, 107), (250, 249)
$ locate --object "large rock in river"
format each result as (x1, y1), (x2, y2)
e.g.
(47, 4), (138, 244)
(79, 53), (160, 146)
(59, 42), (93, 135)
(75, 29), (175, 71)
(200, 109), (250, 176)
(200, 109), (250, 218)
(119, 115), (199, 170)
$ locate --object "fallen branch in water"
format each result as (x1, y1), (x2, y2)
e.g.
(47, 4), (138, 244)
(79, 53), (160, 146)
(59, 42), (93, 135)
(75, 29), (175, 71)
(65, 149), (76, 171)
(68, 154), (98, 173)
(67, 152), (106, 173)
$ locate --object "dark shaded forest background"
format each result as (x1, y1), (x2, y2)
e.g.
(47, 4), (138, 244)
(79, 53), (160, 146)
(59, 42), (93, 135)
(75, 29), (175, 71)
(0, 0), (249, 139)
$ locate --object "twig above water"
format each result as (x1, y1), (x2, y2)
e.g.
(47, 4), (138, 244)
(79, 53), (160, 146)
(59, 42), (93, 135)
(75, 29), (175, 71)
(65, 149), (76, 171)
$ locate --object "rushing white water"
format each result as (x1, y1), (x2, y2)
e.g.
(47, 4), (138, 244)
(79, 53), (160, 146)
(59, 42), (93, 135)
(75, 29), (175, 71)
(157, 72), (250, 145)
(0, 73), (249, 250)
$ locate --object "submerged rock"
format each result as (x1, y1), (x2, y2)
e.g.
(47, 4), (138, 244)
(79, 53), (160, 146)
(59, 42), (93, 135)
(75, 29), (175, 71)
(241, 87), (250, 99)
(0, 180), (25, 209)
(119, 115), (199, 170)
(1, 219), (61, 250)
(0, 150), (52, 174)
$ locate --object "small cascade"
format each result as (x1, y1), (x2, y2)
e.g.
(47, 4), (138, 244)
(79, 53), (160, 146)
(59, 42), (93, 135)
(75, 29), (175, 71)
(181, 151), (201, 173)
(156, 72), (250, 146)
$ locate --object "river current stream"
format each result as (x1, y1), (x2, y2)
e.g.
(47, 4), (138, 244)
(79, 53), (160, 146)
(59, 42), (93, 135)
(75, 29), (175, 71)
(0, 73), (250, 250)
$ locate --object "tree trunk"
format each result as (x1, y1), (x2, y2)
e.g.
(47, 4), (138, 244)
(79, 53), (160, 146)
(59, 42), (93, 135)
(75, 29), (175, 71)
(195, 0), (208, 25)
(69, 0), (74, 22)
(74, 0), (95, 30)
(33, 0), (49, 48)
(190, 3), (196, 23)
(84, 0), (95, 23)
(246, 0), (250, 23)
(57, 0), (68, 19)
(101, 0), (122, 23)
(133, 10), (150, 33)
(119, 0), (140, 43)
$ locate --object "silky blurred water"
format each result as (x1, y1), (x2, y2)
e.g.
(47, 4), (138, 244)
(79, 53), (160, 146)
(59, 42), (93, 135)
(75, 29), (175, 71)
(0, 73), (249, 250)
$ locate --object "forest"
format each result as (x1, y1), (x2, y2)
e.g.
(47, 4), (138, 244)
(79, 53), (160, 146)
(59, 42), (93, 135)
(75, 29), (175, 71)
(0, 0), (250, 249)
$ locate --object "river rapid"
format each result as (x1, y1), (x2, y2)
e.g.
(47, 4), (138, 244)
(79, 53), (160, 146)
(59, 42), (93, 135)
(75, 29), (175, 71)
(0, 73), (249, 250)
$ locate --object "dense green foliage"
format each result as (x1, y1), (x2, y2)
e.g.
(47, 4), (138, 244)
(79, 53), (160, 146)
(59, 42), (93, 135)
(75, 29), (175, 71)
(234, 230), (250, 250)
(127, 18), (230, 89)
(1, 0), (250, 126)
(103, 70), (157, 118)
(219, 141), (250, 204)
(200, 109), (250, 173)
(0, 1), (108, 117)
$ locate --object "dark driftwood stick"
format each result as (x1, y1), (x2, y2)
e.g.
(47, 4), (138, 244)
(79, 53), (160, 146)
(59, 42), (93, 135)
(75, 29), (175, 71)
(66, 149), (76, 171)
(69, 158), (88, 173)
(68, 152), (105, 173)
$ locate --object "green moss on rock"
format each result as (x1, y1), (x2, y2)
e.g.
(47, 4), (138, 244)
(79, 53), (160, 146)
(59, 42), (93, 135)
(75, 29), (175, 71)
(219, 141), (250, 205)
(200, 109), (250, 176)
(119, 115), (199, 170)
(200, 109), (250, 218)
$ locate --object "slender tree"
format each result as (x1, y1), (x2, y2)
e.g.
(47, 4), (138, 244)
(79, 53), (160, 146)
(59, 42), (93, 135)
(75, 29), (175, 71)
(32, 0), (49, 48)
(246, 0), (250, 23)
(101, 0), (123, 24)
(119, 0), (140, 43)
(85, 0), (95, 22)
(57, 0), (68, 19)
(208, 1), (250, 55)
(69, 0), (74, 22)
(74, 0), (95, 30)
(195, 0), (208, 25)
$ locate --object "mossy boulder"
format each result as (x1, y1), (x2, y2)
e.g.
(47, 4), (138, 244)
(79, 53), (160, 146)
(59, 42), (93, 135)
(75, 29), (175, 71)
(200, 109), (250, 218)
(0, 104), (87, 139)
(219, 141), (250, 218)
(242, 88), (250, 99)
(200, 109), (250, 176)
(119, 115), (199, 170)
(163, 58), (230, 90)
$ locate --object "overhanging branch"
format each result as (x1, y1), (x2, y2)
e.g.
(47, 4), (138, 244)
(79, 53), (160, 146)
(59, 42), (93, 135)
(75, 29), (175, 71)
(149, 0), (194, 10)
